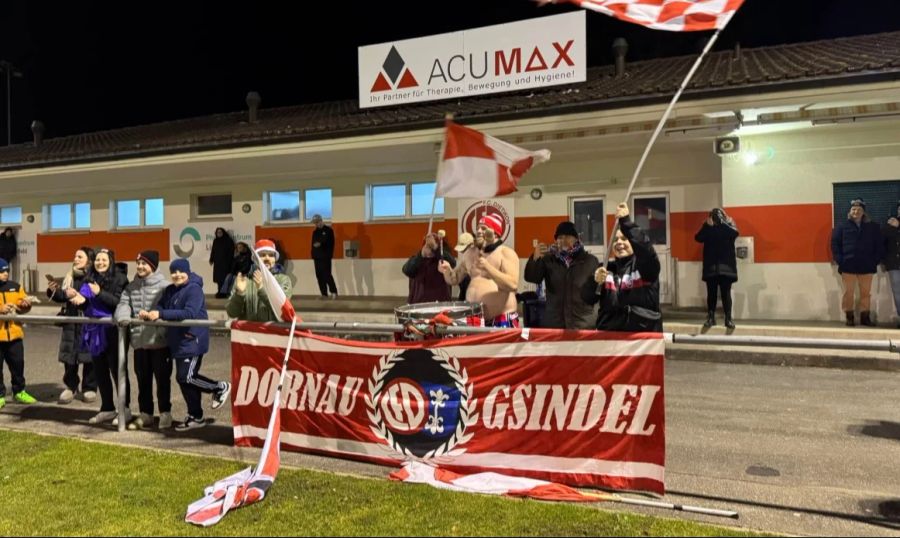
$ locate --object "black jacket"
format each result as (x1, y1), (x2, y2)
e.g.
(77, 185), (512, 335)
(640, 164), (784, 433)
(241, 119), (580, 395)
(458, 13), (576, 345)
(47, 272), (92, 365)
(831, 218), (884, 274)
(0, 235), (16, 263)
(402, 250), (456, 304)
(311, 225), (335, 260)
(582, 217), (662, 333)
(882, 220), (900, 271)
(695, 221), (739, 282)
(209, 232), (235, 284)
(524, 247), (599, 329)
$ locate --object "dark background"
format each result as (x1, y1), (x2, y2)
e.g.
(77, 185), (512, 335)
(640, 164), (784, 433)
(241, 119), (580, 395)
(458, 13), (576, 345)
(2, 0), (899, 142)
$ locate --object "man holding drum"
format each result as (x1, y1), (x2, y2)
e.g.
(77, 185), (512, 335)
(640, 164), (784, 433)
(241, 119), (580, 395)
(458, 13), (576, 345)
(438, 214), (520, 327)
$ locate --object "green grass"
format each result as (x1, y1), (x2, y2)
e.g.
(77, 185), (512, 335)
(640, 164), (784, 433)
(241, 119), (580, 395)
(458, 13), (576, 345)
(0, 429), (764, 536)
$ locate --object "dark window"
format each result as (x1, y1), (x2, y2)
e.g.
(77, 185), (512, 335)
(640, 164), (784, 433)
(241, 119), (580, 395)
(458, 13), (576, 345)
(197, 194), (232, 216)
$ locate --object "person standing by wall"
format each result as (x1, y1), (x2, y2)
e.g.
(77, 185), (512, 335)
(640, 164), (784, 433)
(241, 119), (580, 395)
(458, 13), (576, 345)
(0, 228), (16, 275)
(831, 198), (883, 326)
(311, 214), (337, 299)
(695, 208), (740, 329)
(209, 228), (235, 299)
(881, 200), (900, 328)
(524, 221), (598, 329)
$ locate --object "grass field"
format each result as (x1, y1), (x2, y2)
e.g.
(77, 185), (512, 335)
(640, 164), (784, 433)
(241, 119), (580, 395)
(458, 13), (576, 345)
(0, 429), (765, 536)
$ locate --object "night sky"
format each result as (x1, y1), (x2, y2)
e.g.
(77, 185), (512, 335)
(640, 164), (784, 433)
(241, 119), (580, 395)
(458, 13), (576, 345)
(2, 0), (899, 143)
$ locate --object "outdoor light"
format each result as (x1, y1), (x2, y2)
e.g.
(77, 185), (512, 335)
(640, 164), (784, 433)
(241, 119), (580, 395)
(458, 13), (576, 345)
(242, 203), (252, 214)
(742, 150), (759, 166)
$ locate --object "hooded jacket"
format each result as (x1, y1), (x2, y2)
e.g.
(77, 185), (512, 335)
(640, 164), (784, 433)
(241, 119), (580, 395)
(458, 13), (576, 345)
(157, 273), (209, 358)
(115, 271), (170, 349)
(695, 215), (739, 282)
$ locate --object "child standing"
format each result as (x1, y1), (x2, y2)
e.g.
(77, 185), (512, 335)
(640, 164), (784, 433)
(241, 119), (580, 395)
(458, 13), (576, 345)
(0, 258), (35, 409)
(143, 258), (230, 430)
(115, 250), (173, 429)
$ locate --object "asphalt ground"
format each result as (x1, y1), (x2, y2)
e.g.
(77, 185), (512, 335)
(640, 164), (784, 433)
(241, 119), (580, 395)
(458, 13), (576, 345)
(1, 325), (898, 536)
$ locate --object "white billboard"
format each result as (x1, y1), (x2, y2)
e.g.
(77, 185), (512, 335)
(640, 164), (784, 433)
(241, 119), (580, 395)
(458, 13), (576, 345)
(358, 12), (586, 109)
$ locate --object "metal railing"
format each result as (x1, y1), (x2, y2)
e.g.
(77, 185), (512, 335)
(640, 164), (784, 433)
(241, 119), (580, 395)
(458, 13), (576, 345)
(2, 313), (899, 432)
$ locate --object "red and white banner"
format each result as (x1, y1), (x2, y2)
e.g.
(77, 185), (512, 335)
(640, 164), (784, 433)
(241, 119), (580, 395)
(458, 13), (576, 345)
(547, 0), (744, 32)
(436, 120), (550, 198)
(231, 323), (666, 494)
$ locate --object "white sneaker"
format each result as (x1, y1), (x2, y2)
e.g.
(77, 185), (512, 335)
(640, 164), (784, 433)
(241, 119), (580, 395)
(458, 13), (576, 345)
(128, 412), (153, 431)
(211, 382), (231, 410)
(58, 389), (75, 405)
(111, 409), (132, 427)
(158, 412), (173, 429)
(82, 391), (97, 403)
(88, 411), (117, 424)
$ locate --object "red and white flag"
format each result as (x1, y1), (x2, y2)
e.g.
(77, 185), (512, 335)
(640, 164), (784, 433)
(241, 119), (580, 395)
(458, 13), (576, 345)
(391, 461), (615, 502)
(436, 120), (550, 198)
(544, 0), (744, 32)
(251, 248), (298, 323)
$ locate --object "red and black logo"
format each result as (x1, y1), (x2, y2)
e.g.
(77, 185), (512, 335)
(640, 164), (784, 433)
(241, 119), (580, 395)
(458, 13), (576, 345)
(371, 46), (419, 92)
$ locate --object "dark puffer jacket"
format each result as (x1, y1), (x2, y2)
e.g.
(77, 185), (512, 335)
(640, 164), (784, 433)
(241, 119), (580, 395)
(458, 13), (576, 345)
(524, 247), (599, 329)
(582, 217), (662, 333)
(47, 272), (93, 365)
(695, 220), (739, 282)
(831, 217), (884, 274)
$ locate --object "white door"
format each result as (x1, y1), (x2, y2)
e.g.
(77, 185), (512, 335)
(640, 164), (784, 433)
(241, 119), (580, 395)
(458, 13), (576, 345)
(631, 194), (672, 304)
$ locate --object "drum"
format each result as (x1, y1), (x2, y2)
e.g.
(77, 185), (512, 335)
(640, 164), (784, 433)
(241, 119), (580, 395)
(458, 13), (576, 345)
(394, 301), (484, 340)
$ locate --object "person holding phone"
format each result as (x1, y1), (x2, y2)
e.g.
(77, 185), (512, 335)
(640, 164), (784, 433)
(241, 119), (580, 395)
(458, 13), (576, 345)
(695, 208), (740, 329)
(46, 246), (98, 405)
(524, 221), (598, 329)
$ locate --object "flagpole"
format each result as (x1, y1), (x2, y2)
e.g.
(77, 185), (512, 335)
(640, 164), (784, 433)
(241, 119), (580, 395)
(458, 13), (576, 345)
(604, 26), (730, 265)
(428, 113), (454, 235)
(253, 314), (297, 474)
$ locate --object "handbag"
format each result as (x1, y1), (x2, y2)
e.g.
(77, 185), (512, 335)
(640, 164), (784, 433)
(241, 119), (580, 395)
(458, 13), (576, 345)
(623, 305), (662, 332)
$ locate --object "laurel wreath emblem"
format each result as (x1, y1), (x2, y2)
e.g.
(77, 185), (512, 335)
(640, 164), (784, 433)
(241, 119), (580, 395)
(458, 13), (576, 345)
(364, 348), (478, 460)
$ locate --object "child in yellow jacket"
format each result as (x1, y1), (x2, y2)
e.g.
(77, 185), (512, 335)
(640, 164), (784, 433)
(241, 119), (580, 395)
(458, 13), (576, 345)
(0, 257), (35, 408)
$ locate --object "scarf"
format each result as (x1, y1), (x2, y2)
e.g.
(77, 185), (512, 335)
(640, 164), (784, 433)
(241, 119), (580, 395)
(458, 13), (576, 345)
(79, 281), (113, 356)
(549, 241), (584, 268)
(62, 267), (86, 290)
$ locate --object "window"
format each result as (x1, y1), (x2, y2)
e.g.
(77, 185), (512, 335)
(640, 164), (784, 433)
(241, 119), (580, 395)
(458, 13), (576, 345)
(0, 206), (22, 225)
(114, 198), (164, 228)
(194, 194), (232, 218)
(368, 181), (444, 220)
(632, 195), (669, 246)
(46, 202), (91, 231)
(304, 188), (333, 220)
(570, 197), (605, 246)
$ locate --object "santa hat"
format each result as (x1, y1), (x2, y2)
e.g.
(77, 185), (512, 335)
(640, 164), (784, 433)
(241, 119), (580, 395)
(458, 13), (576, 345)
(478, 213), (504, 236)
(255, 239), (280, 261)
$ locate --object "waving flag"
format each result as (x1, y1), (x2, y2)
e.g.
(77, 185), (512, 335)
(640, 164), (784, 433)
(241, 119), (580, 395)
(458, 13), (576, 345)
(542, 0), (744, 32)
(251, 247), (299, 322)
(436, 120), (550, 198)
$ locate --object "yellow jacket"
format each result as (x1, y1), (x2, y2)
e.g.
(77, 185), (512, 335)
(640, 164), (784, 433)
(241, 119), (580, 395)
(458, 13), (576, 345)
(0, 280), (29, 342)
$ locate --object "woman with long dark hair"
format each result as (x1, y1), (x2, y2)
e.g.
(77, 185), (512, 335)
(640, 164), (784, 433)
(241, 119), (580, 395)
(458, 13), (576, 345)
(695, 208), (739, 329)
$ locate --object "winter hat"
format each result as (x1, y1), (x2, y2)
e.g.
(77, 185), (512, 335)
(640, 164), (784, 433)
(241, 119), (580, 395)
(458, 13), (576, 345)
(850, 198), (866, 209)
(478, 214), (504, 236)
(255, 239), (280, 261)
(455, 232), (474, 253)
(0, 258), (8, 272)
(170, 258), (191, 274)
(554, 221), (579, 239)
(136, 250), (159, 271)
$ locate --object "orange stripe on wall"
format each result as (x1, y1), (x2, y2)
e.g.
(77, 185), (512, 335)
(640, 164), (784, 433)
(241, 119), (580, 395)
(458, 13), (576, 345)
(513, 216), (568, 254)
(671, 211), (708, 262)
(37, 230), (171, 263)
(727, 204), (832, 263)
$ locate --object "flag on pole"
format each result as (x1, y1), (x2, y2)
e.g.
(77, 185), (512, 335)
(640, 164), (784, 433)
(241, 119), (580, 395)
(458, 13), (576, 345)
(435, 120), (550, 198)
(391, 461), (616, 503)
(251, 242), (299, 322)
(542, 0), (744, 32)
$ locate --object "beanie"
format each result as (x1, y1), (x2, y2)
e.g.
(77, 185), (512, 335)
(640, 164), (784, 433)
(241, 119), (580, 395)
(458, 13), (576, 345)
(554, 221), (579, 239)
(850, 198), (866, 209)
(170, 258), (191, 274)
(478, 213), (504, 236)
(136, 250), (159, 271)
(0, 258), (8, 272)
(255, 239), (280, 261)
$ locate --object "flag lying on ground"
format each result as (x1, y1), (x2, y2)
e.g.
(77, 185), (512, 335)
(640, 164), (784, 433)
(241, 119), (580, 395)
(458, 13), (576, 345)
(541, 0), (744, 32)
(391, 461), (616, 502)
(251, 248), (299, 322)
(436, 120), (550, 198)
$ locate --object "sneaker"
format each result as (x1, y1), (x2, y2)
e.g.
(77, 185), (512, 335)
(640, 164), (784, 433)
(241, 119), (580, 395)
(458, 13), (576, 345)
(88, 411), (117, 424)
(14, 391), (37, 404)
(211, 382), (231, 410)
(128, 412), (153, 431)
(58, 389), (75, 405)
(0, 397), (5, 410)
(158, 412), (173, 429)
(82, 391), (97, 403)
(111, 409), (132, 427)
(175, 416), (207, 431)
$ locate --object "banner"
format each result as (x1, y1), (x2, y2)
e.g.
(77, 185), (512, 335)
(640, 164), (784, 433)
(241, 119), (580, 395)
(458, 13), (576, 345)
(231, 323), (665, 494)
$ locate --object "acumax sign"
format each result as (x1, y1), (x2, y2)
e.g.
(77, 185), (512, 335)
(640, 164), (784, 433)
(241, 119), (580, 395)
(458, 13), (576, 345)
(358, 12), (585, 109)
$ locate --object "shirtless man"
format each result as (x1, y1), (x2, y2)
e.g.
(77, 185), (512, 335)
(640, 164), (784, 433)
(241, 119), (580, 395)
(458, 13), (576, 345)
(438, 213), (520, 327)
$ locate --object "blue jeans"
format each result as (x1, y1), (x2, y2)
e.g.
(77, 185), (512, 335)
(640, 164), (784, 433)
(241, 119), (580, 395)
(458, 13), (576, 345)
(889, 270), (900, 315)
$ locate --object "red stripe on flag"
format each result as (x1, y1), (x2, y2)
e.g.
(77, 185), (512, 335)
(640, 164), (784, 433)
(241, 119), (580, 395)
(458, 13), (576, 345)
(444, 122), (494, 160)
